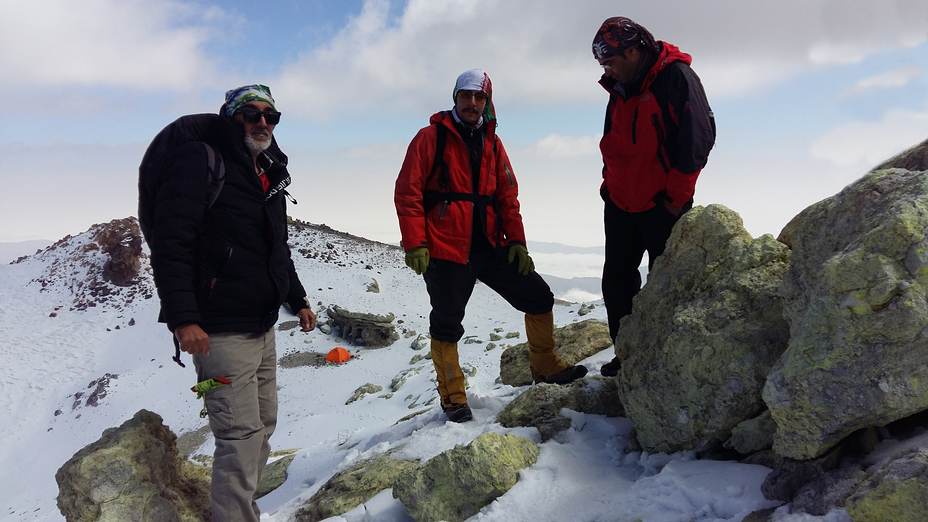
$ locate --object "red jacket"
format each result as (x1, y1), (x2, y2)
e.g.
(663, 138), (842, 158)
(599, 42), (715, 212)
(395, 111), (525, 264)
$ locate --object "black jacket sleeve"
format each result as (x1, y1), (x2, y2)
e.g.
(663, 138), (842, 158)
(150, 142), (210, 331)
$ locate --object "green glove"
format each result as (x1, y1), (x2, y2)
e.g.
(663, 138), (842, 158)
(507, 244), (534, 276)
(404, 246), (430, 275)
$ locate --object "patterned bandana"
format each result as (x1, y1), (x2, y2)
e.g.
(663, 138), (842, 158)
(223, 84), (276, 117)
(591, 17), (659, 60)
(452, 69), (496, 124)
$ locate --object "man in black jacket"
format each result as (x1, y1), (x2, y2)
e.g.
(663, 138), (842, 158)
(147, 84), (316, 522)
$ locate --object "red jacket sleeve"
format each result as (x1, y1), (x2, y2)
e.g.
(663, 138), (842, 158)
(394, 126), (435, 251)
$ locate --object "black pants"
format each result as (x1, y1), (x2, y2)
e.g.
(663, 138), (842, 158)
(602, 193), (691, 341)
(424, 235), (554, 343)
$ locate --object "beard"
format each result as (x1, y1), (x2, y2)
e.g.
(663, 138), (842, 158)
(244, 132), (272, 154)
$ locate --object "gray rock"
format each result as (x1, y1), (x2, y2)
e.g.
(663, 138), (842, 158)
(791, 463), (866, 516)
(366, 278), (380, 293)
(724, 410), (777, 455)
(391, 366), (426, 392)
(255, 451), (297, 499)
(614, 204), (791, 454)
(411, 334), (429, 350)
(845, 447), (928, 522)
(766, 144), (928, 460)
(497, 377), (624, 441)
(294, 452), (417, 522)
(55, 409), (210, 522)
(499, 319), (612, 387)
(326, 306), (399, 348)
(760, 446), (842, 502)
(392, 433), (539, 522)
(346, 383), (384, 405)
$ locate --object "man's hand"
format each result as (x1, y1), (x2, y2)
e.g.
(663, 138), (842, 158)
(507, 244), (535, 276)
(404, 246), (430, 275)
(297, 307), (317, 332)
(175, 323), (210, 356)
(663, 199), (682, 217)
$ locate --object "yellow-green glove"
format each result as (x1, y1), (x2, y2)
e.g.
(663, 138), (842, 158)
(507, 244), (534, 276)
(404, 246), (430, 275)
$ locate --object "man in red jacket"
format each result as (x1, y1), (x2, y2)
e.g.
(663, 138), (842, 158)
(592, 18), (715, 376)
(395, 69), (587, 423)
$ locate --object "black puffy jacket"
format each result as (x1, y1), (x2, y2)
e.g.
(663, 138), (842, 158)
(149, 113), (308, 333)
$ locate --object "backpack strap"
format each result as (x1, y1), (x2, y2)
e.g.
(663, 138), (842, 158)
(202, 143), (226, 210)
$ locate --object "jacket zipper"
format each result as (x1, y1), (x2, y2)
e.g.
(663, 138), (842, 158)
(631, 106), (639, 144)
(651, 114), (671, 173)
(207, 246), (234, 300)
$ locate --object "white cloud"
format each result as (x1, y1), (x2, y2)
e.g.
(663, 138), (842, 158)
(0, 0), (221, 90)
(528, 134), (602, 159)
(838, 65), (923, 98)
(810, 109), (928, 168)
(270, 0), (928, 119)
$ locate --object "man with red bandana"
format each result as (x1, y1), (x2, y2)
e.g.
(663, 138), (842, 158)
(592, 18), (716, 377)
(395, 69), (587, 423)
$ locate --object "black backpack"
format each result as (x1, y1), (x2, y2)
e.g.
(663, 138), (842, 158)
(138, 114), (226, 245)
(138, 113), (227, 367)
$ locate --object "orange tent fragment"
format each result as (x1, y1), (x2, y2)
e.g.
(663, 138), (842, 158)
(325, 346), (351, 363)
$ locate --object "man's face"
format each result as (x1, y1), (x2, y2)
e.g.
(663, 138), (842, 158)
(234, 100), (276, 154)
(599, 47), (640, 84)
(454, 90), (487, 127)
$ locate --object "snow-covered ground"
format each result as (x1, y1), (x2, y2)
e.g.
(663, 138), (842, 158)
(0, 223), (851, 522)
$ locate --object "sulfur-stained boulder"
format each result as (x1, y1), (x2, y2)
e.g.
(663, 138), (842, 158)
(845, 447), (928, 522)
(55, 409), (210, 522)
(294, 452), (417, 522)
(614, 204), (791, 454)
(392, 433), (539, 522)
(765, 148), (928, 460)
(724, 410), (778, 455)
(326, 305), (400, 348)
(497, 378), (623, 441)
(499, 318), (612, 386)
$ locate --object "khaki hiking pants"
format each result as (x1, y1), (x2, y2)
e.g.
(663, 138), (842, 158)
(193, 330), (277, 522)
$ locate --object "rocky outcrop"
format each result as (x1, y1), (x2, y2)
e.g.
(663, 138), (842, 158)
(499, 318), (612, 386)
(614, 204), (791, 454)
(294, 452), (417, 522)
(55, 409), (210, 522)
(497, 377), (623, 441)
(96, 218), (143, 287)
(766, 158), (928, 460)
(326, 305), (400, 348)
(255, 451), (297, 499)
(392, 433), (539, 522)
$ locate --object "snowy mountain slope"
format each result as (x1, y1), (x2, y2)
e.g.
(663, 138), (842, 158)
(1, 219), (806, 522)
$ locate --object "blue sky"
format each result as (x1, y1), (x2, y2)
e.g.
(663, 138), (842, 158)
(1, 0), (926, 246)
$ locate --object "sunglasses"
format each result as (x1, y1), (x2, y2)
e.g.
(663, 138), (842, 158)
(238, 109), (281, 125)
(457, 91), (488, 102)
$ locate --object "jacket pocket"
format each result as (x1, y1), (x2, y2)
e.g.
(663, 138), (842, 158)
(204, 395), (235, 434)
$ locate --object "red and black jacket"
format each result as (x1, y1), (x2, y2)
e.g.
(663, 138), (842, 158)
(395, 110), (525, 264)
(599, 41), (715, 212)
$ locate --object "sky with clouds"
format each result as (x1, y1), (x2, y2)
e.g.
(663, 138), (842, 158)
(1, 0), (926, 246)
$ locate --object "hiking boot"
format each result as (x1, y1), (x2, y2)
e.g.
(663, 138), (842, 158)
(535, 365), (588, 385)
(600, 356), (621, 377)
(443, 404), (473, 423)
